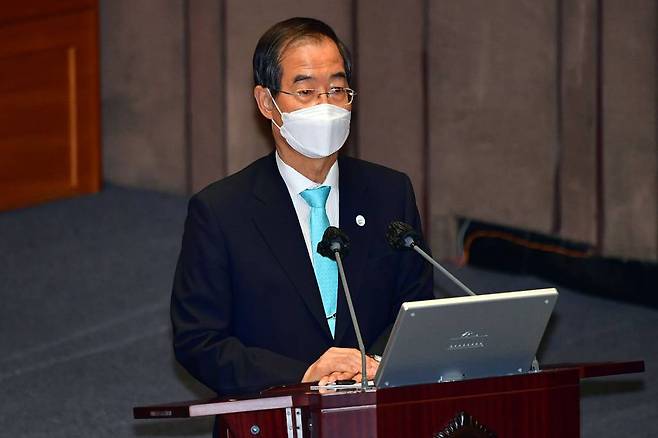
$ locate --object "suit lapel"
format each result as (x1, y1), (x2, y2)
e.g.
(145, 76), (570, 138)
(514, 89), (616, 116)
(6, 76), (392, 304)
(251, 154), (332, 340)
(334, 157), (371, 345)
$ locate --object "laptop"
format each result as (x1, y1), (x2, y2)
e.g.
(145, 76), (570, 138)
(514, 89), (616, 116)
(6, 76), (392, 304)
(374, 288), (558, 388)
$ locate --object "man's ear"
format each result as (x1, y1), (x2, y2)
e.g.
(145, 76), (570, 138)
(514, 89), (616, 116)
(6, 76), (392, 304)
(254, 85), (274, 120)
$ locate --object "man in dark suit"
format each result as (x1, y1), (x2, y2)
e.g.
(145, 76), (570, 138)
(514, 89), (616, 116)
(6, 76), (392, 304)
(171, 17), (433, 397)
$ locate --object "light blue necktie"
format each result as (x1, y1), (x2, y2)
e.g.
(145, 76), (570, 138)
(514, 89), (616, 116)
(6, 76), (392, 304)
(300, 186), (338, 337)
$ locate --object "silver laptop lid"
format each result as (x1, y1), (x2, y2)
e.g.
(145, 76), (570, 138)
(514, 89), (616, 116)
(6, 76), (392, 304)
(374, 288), (558, 388)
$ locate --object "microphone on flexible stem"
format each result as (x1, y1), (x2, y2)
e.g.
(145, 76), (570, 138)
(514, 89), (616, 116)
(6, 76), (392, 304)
(386, 221), (476, 297)
(386, 221), (541, 371)
(317, 226), (369, 390)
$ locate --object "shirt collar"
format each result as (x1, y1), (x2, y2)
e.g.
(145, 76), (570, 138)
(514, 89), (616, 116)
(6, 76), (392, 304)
(275, 151), (339, 196)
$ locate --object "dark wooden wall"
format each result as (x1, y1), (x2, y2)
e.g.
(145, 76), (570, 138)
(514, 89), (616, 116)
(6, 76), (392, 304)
(0, 0), (101, 211)
(100, 0), (657, 262)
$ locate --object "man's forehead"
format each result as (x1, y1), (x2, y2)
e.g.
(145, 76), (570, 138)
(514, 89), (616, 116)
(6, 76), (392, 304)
(280, 34), (334, 56)
(279, 37), (345, 80)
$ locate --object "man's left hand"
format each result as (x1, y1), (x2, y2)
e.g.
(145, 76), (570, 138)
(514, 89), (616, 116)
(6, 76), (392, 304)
(317, 360), (379, 386)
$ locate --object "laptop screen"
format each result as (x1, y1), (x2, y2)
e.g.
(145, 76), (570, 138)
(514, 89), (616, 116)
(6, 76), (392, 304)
(374, 288), (558, 388)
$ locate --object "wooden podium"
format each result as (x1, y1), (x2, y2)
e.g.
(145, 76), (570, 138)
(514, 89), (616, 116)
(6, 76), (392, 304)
(134, 361), (643, 437)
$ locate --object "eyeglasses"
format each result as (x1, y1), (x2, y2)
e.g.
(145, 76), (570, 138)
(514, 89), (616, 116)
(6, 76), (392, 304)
(272, 87), (356, 105)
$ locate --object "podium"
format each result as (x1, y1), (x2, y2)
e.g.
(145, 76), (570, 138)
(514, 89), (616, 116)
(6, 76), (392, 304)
(134, 361), (643, 437)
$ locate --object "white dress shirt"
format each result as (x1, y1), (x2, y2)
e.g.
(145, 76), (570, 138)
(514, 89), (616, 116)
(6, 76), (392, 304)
(275, 151), (339, 265)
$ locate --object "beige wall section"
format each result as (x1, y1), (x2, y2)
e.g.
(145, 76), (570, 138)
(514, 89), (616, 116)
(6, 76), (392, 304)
(602, 1), (657, 260)
(188, 0), (226, 193)
(101, 0), (187, 194)
(224, 0), (353, 175)
(428, 1), (558, 258)
(356, 0), (426, 224)
(559, 0), (598, 245)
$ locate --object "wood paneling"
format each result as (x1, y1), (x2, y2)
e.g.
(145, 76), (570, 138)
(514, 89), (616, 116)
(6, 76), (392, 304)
(0, 0), (94, 26)
(217, 409), (290, 438)
(0, 48), (73, 185)
(0, 2), (100, 211)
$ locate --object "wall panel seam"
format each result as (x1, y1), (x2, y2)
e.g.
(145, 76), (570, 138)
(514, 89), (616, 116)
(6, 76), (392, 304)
(67, 47), (79, 188)
(552, 0), (564, 235)
(594, 0), (605, 253)
(351, 0), (360, 159)
(219, 0), (228, 178)
(183, 0), (193, 194)
(421, 0), (430, 238)
(655, 0), (658, 259)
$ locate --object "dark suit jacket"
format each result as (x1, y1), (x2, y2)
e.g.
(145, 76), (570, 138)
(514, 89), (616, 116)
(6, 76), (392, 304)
(171, 152), (433, 396)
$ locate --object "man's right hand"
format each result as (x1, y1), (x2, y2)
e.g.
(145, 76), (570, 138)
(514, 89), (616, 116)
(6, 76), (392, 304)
(301, 347), (379, 384)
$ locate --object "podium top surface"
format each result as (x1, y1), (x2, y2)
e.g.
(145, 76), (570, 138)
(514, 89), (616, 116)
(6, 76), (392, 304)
(133, 361), (644, 419)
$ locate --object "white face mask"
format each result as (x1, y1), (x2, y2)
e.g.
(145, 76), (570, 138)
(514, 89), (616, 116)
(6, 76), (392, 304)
(268, 90), (351, 159)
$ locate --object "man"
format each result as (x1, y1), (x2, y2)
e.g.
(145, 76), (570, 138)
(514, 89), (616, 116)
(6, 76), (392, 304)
(171, 17), (433, 397)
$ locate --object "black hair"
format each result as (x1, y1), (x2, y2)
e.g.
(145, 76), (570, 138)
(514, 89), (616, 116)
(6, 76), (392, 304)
(252, 17), (352, 95)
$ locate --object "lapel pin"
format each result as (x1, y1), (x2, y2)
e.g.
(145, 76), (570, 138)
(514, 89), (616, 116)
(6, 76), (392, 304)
(355, 215), (366, 227)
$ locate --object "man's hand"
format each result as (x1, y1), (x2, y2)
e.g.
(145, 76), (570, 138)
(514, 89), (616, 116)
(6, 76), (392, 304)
(301, 347), (379, 385)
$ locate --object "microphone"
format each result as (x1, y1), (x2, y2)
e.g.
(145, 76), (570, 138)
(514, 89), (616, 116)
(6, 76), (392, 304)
(386, 221), (476, 297)
(317, 226), (368, 390)
(317, 226), (350, 259)
(387, 221), (541, 371)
